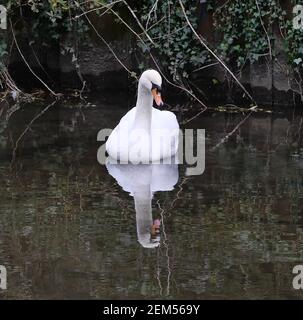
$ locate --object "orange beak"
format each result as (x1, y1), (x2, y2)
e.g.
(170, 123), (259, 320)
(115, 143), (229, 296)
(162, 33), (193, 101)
(151, 88), (163, 107)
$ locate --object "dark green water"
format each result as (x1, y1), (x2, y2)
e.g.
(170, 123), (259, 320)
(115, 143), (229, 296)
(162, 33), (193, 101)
(0, 97), (303, 299)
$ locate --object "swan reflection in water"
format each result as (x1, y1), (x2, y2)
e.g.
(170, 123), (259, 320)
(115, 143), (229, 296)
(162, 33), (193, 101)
(106, 158), (179, 248)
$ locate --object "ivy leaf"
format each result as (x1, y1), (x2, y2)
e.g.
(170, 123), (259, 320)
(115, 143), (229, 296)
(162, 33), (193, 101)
(294, 58), (302, 65)
(130, 72), (137, 79)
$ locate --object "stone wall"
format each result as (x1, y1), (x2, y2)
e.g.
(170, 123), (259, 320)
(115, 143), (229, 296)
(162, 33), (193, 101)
(5, 1), (303, 107)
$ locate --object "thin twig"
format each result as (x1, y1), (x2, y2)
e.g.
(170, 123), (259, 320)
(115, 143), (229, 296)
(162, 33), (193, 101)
(193, 62), (220, 73)
(10, 20), (59, 97)
(211, 109), (254, 151)
(156, 199), (171, 297)
(182, 107), (207, 124)
(11, 100), (58, 165)
(122, 0), (156, 46)
(149, 54), (208, 110)
(255, 0), (272, 60)
(145, 0), (160, 30)
(108, 6), (208, 109)
(76, 2), (137, 79)
(73, 0), (122, 19)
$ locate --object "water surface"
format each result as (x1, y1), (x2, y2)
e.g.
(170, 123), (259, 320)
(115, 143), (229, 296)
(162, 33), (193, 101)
(0, 97), (303, 299)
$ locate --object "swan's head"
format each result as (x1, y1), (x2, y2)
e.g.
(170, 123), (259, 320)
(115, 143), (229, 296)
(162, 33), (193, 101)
(139, 69), (163, 107)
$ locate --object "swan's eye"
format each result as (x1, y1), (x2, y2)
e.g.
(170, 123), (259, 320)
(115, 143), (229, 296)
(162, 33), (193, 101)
(151, 82), (162, 94)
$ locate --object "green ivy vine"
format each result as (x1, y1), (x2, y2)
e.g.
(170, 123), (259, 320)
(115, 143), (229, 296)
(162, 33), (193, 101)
(131, 0), (211, 81)
(1, 0), (303, 93)
(207, 0), (303, 72)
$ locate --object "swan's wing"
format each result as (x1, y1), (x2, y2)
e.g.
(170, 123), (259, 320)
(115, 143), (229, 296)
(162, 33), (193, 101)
(151, 109), (180, 159)
(106, 107), (136, 160)
(150, 164), (179, 192)
(106, 161), (153, 194)
(116, 107), (136, 127)
(152, 109), (179, 130)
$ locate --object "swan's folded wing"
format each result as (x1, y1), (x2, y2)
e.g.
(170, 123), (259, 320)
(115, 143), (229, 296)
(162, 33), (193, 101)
(151, 109), (179, 159)
(106, 107), (137, 160)
(152, 109), (179, 130)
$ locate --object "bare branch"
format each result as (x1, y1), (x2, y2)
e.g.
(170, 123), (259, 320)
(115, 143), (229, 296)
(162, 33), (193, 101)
(122, 0), (156, 46)
(255, 0), (272, 60)
(211, 109), (255, 151)
(76, 1), (137, 79)
(108, 6), (208, 110)
(10, 20), (59, 97)
(11, 99), (58, 165)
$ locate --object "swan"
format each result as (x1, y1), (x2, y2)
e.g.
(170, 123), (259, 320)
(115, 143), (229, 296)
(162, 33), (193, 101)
(106, 157), (179, 248)
(106, 69), (179, 164)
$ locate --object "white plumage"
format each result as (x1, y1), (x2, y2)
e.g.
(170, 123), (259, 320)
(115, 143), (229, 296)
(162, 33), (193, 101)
(106, 70), (179, 163)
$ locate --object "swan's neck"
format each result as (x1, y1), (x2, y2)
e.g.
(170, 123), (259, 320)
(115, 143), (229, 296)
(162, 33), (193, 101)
(134, 185), (153, 248)
(134, 84), (153, 132)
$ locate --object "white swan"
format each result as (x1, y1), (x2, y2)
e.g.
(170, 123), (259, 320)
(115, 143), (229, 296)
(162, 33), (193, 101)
(106, 158), (179, 248)
(106, 69), (179, 163)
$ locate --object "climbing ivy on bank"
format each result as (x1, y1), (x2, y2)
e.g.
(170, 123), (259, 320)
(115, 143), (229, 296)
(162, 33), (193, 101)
(131, 0), (211, 81)
(1, 0), (211, 84)
(1, 0), (303, 91)
(0, 0), (104, 70)
(283, 1), (303, 70)
(207, 0), (303, 71)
